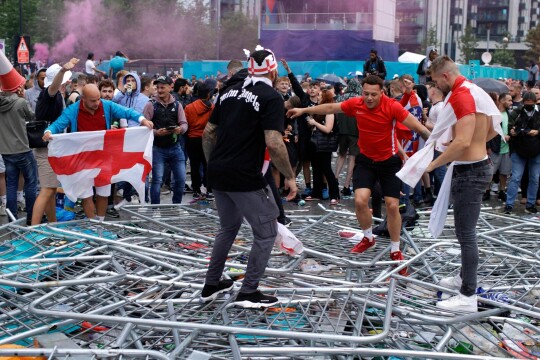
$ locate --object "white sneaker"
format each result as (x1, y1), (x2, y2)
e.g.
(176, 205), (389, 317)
(490, 183), (499, 192)
(114, 199), (131, 210)
(436, 293), (478, 312)
(131, 195), (140, 204)
(0, 204), (6, 216)
(438, 275), (462, 290)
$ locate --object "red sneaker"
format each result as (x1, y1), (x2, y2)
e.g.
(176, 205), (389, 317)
(390, 250), (408, 276)
(350, 237), (375, 253)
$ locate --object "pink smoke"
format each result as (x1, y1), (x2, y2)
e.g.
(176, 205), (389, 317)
(50, 34), (78, 61)
(32, 43), (49, 64)
(48, 0), (216, 62)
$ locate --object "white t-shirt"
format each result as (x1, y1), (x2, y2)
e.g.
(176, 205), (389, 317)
(428, 101), (450, 152)
(85, 59), (96, 75)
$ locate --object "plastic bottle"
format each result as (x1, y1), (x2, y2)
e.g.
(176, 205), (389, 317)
(477, 288), (511, 303)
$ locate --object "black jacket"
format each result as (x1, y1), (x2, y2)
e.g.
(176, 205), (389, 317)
(363, 56), (387, 80)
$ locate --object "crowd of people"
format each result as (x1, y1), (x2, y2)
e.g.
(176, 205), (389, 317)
(0, 45), (539, 309)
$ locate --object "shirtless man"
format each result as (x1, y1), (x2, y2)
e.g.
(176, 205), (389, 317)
(426, 56), (499, 312)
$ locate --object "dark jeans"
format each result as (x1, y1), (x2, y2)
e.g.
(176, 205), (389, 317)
(186, 137), (208, 193)
(205, 187), (279, 293)
(264, 164), (285, 219)
(451, 160), (492, 296)
(2, 151), (38, 223)
(430, 151), (447, 196)
(311, 150), (340, 199)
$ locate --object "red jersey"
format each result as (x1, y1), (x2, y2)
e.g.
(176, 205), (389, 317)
(78, 101), (106, 132)
(341, 94), (410, 161)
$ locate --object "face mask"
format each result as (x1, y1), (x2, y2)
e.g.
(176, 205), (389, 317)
(524, 104), (535, 111)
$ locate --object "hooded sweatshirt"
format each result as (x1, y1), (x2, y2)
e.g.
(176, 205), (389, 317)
(335, 78), (362, 136)
(24, 67), (47, 112)
(185, 99), (214, 138)
(0, 92), (34, 154)
(417, 46), (437, 84)
(113, 72), (149, 126)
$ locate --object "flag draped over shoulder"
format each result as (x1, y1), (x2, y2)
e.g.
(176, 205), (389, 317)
(48, 127), (153, 202)
(396, 77), (503, 238)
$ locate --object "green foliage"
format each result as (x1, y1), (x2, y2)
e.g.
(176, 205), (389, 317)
(219, 11), (258, 60)
(421, 24), (438, 53)
(492, 36), (516, 68)
(525, 24), (540, 63)
(0, 0), (38, 59)
(459, 25), (478, 63)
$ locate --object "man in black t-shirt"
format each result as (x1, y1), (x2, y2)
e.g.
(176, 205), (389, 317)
(201, 48), (297, 308)
(32, 59), (76, 225)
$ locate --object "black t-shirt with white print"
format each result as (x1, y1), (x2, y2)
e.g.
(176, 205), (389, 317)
(207, 80), (284, 192)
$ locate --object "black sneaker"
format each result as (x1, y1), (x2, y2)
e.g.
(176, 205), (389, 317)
(200, 280), (234, 302)
(184, 184), (193, 193)
(277, 215), (292, 227)
(233, 290), (279, 308)
(482, 190), (491, 201)
(503, 205), (512, 215)
(106, 208), (120, 218)
(341, 187), (352, 196)
(525, 205), (538, 214)
(205, 192), (215, 200)
(497, 191), (507, 202)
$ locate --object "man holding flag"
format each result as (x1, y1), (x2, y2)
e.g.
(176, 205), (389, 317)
(400, 56), (501, 312)
(42, 84), (153, 221)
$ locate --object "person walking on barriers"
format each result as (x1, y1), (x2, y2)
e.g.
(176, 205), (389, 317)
(287, 75), (430, 276)
(200, 47), (297, 308)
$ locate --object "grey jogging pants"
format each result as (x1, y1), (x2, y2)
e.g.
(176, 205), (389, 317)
(205, 186), (279, 294)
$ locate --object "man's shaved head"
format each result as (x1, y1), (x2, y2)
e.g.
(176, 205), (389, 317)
(81, 84), (101, 112)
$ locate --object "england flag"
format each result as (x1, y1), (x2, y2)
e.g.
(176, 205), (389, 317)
(48, 127), (153, 202)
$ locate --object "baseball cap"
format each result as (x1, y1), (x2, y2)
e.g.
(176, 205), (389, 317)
(44, 64), (72, 88)
(153, 75), (173, 85)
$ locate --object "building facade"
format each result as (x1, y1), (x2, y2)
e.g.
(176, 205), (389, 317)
(397, 0), (538, 67)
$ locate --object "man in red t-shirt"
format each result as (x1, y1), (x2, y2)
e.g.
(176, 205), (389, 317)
(43, 84), (153, 221)
(287, 75), (430, 273)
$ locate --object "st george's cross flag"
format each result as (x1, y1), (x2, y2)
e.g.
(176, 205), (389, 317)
(48, 127), (153, 202)
(396, 76), (503, 238)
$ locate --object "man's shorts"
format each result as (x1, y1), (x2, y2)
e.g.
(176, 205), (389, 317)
(489, 152), (511, 176)
(0, 156), (4, 173)
(338, 135), (360, 156)
(80, 185), (112, 199)
(353, 154), (402, 198)
(34, 147), (61, 188)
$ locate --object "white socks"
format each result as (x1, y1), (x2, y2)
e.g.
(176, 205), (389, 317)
(17, 191), (24, 202)
(0, 195), (6, 205)
(363, 227), (373, 241)
(390, 241), (400, 253)
(97, 216), (105, 222)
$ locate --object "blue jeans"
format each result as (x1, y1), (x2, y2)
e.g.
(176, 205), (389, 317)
(151, 143), (186, 204)
(451, 160), (492, 296)
(506, 152), (540, 208)
(431, 151), (447, 196)
(1, 151), (38, 223)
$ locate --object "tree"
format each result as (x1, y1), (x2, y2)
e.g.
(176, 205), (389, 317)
(421, 24), (439, 54)
(492, 35), (516, 68)
(525, 24), (540, 63)
(0, 0), (42, 59)
(219, 12), (258, 60)
(458, 25), (478, 63)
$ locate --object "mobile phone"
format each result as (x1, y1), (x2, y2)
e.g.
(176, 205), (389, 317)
(166, 125), (177, 130)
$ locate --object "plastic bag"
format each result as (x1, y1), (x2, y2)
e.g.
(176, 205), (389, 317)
(275, 223), (304, 256)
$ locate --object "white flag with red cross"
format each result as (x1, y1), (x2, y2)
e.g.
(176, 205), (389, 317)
(48, 127), (153, 202)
